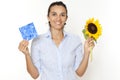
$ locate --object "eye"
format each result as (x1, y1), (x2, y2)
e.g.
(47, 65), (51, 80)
(61, 13), (66, 17)
(52, 13), (56, 16)
(62, 14), (65, 16)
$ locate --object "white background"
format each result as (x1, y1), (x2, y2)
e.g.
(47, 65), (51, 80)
(0, 0), (120, 80)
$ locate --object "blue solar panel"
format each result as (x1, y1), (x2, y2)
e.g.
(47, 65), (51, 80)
(19, 22), (38, 40)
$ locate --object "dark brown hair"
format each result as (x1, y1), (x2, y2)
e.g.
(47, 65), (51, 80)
(47, 1), (68, 17)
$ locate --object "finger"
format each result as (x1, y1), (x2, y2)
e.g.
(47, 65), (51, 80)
(89, 40), (94, 44)
(90, 43), (94, 47)
(18, 41), (23, 51)
(21, 40), (29, 47)
(19, 44), (28, 53)
(18, 40), (28, 51)
(86, 37), (93, 43)
(24, 40), (29, 46)
(89, 42), (95, 48)
(18, 44), (25, 52)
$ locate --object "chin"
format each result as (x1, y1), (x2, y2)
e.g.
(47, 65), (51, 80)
(56, 26), (64, 30)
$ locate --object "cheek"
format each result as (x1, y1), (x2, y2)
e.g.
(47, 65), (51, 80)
(63, 17), (67, 22)
(48, 16), (53, 21)
(48, 17), (53, 21)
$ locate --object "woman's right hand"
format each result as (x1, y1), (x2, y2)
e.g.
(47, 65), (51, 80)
(18, 40), (29, 56)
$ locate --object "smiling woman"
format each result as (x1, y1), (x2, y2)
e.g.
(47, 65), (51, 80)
(47, 2), (68, 31)
(18, 1), (95, 80)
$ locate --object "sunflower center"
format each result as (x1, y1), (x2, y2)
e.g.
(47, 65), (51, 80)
(88, 23), (97, 34)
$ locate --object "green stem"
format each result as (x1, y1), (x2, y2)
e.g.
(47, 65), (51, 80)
(90, 47), (93, 62)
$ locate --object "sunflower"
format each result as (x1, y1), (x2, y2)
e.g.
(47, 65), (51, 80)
(83, 18), (102, 41)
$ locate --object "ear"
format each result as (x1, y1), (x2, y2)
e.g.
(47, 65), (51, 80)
(65, 16), (68, 22)
(66, 15), (68, 19)
(47, 16), (50, 22)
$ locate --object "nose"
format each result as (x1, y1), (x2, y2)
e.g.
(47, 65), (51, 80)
(56, 15), (61, 21)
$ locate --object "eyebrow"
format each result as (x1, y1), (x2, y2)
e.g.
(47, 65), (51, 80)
(50, 11), (66, 14)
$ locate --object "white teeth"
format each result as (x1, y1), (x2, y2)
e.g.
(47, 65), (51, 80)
(56, 22), (61, 25)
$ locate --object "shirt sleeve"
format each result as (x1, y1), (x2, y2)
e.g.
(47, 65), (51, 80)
(31, 38), (42, 74)
(74, 38), (84, 71)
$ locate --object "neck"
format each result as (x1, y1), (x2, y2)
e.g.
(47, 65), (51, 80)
(50, 28), (64, 40)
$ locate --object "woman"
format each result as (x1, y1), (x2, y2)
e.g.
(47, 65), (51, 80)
(18, 1), (94, 80)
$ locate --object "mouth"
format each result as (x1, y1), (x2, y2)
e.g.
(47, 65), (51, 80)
(55, 22), (61, 25)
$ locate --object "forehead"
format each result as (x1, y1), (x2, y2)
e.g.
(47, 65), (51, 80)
(50, 5), (66, 13)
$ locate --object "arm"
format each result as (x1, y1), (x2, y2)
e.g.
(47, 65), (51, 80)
(76, 38), (94, 77)
(18, 40), (39, 79)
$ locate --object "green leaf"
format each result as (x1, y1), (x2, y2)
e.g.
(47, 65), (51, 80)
(82, 29), (97, 43)
(82, 29), (88, 39)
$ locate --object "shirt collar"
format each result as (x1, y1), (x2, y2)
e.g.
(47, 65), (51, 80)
(45, 29), (68, 38)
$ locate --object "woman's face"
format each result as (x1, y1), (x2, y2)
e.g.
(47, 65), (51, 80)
(48, 5), (67, 30)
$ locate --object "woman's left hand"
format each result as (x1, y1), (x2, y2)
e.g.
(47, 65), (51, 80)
(84, 37), (95, 55)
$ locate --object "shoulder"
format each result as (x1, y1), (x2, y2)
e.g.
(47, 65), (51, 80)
(31, 35), (41, 46)
(65, 32), (83, 48)
(31, 33), (46, 45)
(66, 32), (82, 42)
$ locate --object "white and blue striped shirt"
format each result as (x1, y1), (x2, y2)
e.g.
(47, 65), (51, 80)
(31, 30), (83, 80)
